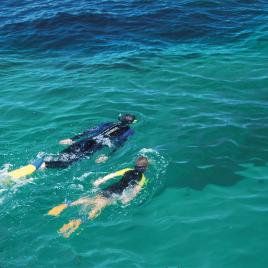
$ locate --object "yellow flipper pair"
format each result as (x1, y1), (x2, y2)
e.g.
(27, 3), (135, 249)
(48, 203), (81, 238)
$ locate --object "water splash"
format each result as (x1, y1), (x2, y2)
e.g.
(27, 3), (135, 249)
(138, 147), (169, 188)
(0, 164), (36, 204)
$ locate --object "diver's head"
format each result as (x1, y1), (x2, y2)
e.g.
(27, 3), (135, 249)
(135, 156), (149, 173)
(118, 114), (136, 125)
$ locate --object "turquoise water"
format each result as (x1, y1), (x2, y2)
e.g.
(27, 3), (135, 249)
(1, 1), (268, 267)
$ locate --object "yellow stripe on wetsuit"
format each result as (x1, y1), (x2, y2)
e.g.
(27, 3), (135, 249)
(113, 168), (148, 187)
(138, 174), (148, 187)
(114, 168), (132, 176)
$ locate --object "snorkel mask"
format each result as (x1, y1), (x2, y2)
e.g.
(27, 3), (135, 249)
(134, 165), (147, 173)
(118, 114), (137, 124)
(135, 156), (149, 173)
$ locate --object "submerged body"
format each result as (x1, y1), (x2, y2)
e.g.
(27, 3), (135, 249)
(100, 168), (146, 198)
(45, 122), (134, 168)
(48, 156), (149, 238)
(6, 114), (136, 180)
(44, 114), (136, 169)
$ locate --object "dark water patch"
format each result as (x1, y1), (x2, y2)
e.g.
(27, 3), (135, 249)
(166, 123), (268, 190)
(0, 12), (120, 52)
(185, 0), (220, 8)
(1, 1), (268, 52)
(167, 161), (244, 191)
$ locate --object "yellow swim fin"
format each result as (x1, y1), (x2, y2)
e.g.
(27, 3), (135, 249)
(8, 164), (36, 180)
(59, 219), (82, 238)
(7, 157), (44, 180)
(48, 204), (68, 216)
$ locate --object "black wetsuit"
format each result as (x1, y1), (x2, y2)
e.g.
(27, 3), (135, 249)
(45, 122), (134, 168)
(101, 169), (143, 198)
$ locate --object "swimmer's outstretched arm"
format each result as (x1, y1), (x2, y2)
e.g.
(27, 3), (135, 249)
(59, 123), (111, 145)
(95, 137), (129, 164)
(95, 137), (128, 164)
(108, 128), (135, 156)
(121, 184), (142, 204)
(93, 173), (116, 187)
(59, 128), (97, 145)
(93, 168), (131, 187)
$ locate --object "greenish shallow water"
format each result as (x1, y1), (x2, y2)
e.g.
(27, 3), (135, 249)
(1, 3), (268, 267)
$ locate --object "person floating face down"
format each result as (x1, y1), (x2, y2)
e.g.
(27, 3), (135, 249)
(48, 156), (149, 238)
(40, 114), (136, 169)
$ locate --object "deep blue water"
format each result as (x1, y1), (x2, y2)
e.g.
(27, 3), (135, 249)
(1, 1), (268, 53)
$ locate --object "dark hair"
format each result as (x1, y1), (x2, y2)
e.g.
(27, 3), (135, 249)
(119, 114), (136, 124)
(136, 156), (149, 167)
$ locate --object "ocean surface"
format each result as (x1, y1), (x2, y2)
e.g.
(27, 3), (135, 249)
(1, 0), (268, 267)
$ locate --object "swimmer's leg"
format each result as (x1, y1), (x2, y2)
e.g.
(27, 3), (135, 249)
(70, 195), (112, 215)
(44, 149), (94, 169)
(58, 196), (112, 238)
(59, 219), (82, 238)
(48, 197), (94, 216)
(88, 195), (112, 220)
(71, 197), (95, 206)
(44, 158), (76, 169)
(44, 139), (100, 169)
(44, 142), (86, 169)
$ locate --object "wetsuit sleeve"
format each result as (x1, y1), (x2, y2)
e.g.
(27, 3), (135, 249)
(103, 168), (132, 180)
(108, 128), (135, 156)
(114, 168), (132, 176)
(71, 122), (111, 141)
(97, 168), (132, 185)
(138, 174), (148, 187)
(118, 128), (135, 143)
(121, 175), (146, 204)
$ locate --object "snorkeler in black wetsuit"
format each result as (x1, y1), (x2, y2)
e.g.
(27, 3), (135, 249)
(100, 164), (147, 198)
(41, 114), (136, 169)
(48, 156), (149, 238)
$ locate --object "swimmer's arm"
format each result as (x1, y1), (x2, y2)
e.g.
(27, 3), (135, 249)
(61, 123), (111, 144)
(93, 168), (131, 187)
(106, 139), (125, 157)
(108, 129), (135, 156)
(71, 124), (104, 140)
(121, 184), (142, 204)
